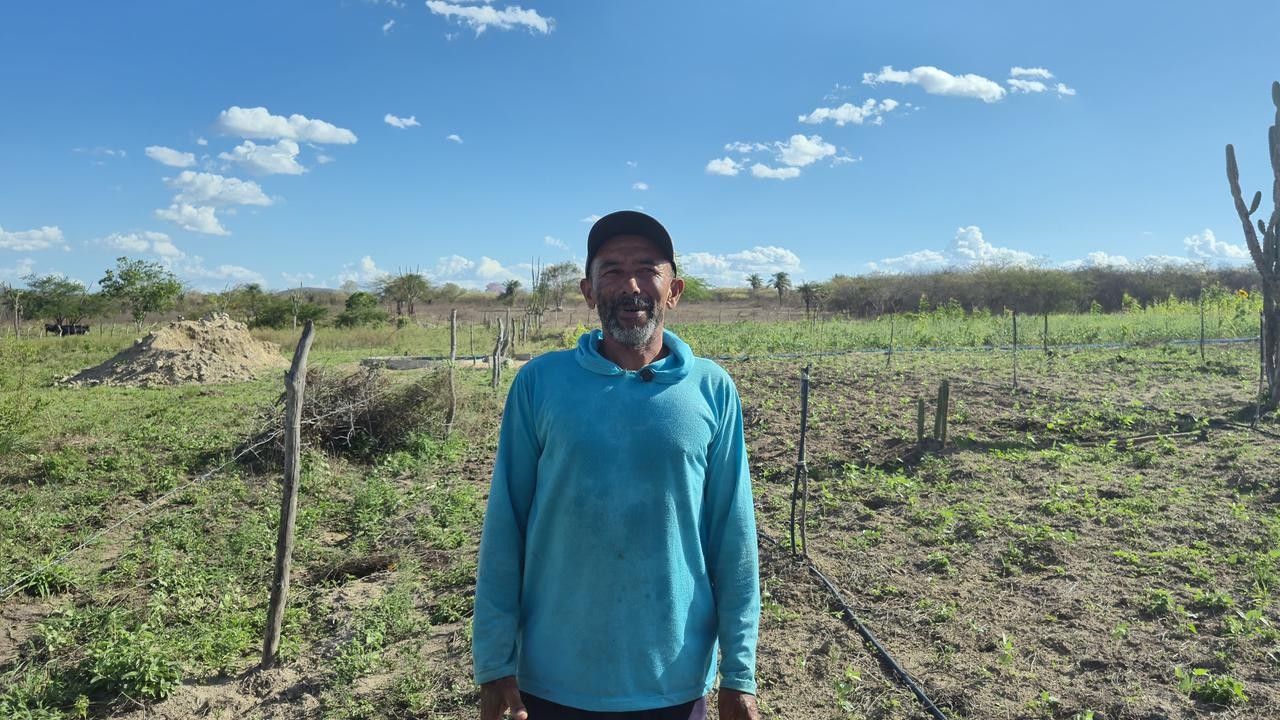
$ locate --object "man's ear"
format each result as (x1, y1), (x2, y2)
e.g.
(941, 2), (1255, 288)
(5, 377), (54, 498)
(580, 276), (596, 309)
(666, 277), (685, 308)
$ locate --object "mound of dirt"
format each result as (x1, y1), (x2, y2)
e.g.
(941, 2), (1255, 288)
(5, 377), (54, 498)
(64, 313), (289, 387)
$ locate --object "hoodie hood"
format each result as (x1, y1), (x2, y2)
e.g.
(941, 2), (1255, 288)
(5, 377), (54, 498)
(574, 329), (693, 384)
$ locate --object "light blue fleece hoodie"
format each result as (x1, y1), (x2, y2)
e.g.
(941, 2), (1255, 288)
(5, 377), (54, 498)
(472, 329), (759, 712)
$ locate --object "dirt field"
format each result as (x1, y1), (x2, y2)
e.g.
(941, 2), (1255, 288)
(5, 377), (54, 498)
(3, 340), (1278, 719)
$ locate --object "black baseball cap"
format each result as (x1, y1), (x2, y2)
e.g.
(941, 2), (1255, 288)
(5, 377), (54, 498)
(585, 210), (676, 277)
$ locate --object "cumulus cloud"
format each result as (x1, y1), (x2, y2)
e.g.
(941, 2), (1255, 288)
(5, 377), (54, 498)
(1184, 229), (1249, 261)
(705, 157), (742, 176)
(96, 231), (181, 258)
(218, 139), (305, 175)
(382, 19), (396, 33)
(165, 171), (272, 206)
(432, 254), (476, 278)
(196, 137), (208, 146)
(446, 133), (463, 143)
(1056, 83), (1076, 97)
(1007, 79), (1048, 94)
(0, 225), (66, 252)
(868, 226), (1037, 272)
(776, 134), (836, 167)
(680, 245), (804, 286)
(145, 145), (196, 168)
(1060, 251), (1131, 270)
(1010, 67), (1054, 79)
(750, 164), (801, 180)
(426, 0), (553, 35)
(475, 256), (520, 281)
(281, 271), (317, 286)
(154, 204), (229, 236)
(338, 255), (389, 285)
(724, 141), (770, 153)
(170, 256), (264, 286)
(0, 257), (36, 279)
(544, 235), (567, 250)
(632, 182), (649, 191)
(384, 113), (420, 129)
(863, 65), (1006, 103)
(799, 98), (899, 126)
(214, 106), (358, 144)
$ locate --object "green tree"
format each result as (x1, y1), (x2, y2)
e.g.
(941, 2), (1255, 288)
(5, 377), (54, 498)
(538, 262), (581, 311)
(500, 279), (522, 306)
(796, 281), (828, 319)
(680, 275), (714, 301)
(746, 273), (764, 295)
(99, 257), (183, 331)
(22, 273), (105, 330)
(378, 271), (432, 316)
(335, 291), (389, 328)
(768, 271), (792, 307)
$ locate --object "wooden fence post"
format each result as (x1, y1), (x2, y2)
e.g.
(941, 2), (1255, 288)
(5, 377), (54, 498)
(261, 319), (315, 670)
(933, 379), (950, 446)
(1011, 309), (1019, 392)
(886, 314), (895, 369)
(789, 365), (812, 558)
(449, 309), (458, 362)
(916, 397), (926, 445)
(1199, 296), (1206, 363)
(1043, 313), (1049, 356)
(491, 317), (506, 389)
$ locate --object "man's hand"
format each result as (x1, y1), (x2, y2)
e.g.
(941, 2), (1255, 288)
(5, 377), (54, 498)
(718, 688), (760, 720)
(480, 676), (527, 720)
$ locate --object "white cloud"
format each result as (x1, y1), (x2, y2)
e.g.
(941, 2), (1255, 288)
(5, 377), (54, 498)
(0, 225), (66, 252)
(1010, 67), (1054, 79)
(750, 164), (801, 180)
(382, 19), (396, 33)
(776, 134), (836, 167)
(96, 230), (180, 258)
(214, 106), (358, 144)
(165, 171), (272, 206)
(196, 137), (208, 146)
(145, 145), (196, 168)
(154, 204), (229, 236)
(868, 226), (1037, 272)
(475, 256), (520, 281)
(799, 98), (899, 126)
(626, 160), (638, 168)
(831, 154), (861, 166)
(432, 254), (476, 278)
(580, 214), (601, 223)
(218, 139), (305, 175)
(74, 146), (126, 159)
(680, 245), (804, 286)
(446, 133), (463, 143)
(384, 113), (420, 129)
(426, 0), (553, 35)
(632, 182), (649, 191)
(1184, 228), (1249, 261)
(281, 271), (317, 286)
(315, 154), (335, 164)
(863, 65), (1006, 103)
(169, 256), (264, 286)
(0, 257), (36, 279)
(1007, 78), (1047, 94)
(544, 235), (567, 250)
(725, 141), (769, 153)
(705, 157), (742, 176)
(338, 255), (389, 285)
(1060, 251), (1131, 270)
(1056, 83), (1076, 97)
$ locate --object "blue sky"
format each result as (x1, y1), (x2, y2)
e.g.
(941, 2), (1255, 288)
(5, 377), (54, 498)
(2, 1), (1278, 292)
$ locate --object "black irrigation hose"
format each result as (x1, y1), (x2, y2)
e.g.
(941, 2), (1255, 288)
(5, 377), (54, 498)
(808, 561), (949, 720)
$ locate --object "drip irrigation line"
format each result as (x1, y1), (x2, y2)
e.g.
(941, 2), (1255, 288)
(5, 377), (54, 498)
(706, 335), (1260, 363)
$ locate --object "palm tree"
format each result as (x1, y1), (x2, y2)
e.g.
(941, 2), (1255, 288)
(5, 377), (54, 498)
(767, 272), (792, 307)
(745, 273), (764, 296)
(796, 281), (828, 319)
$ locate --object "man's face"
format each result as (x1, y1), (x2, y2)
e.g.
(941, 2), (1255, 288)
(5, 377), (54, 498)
(580, 235), (684, 349)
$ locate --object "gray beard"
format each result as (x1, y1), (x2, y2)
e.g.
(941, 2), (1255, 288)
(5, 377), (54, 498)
(598, 294), (663, 349)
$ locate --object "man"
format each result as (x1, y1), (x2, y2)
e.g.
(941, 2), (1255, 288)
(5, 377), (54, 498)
(473, 210), (761, 720)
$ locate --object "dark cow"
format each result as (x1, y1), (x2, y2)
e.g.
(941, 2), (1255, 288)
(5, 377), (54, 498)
(44, 324), (90, 336)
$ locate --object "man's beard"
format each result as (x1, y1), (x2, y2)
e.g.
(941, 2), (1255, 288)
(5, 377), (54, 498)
(598, 292), (663, 349)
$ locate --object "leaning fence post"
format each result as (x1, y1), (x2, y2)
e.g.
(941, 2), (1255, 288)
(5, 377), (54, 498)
(261, 319), (315, 670)
(933, 379), (950, 446)
(789, 365), (812, 558)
